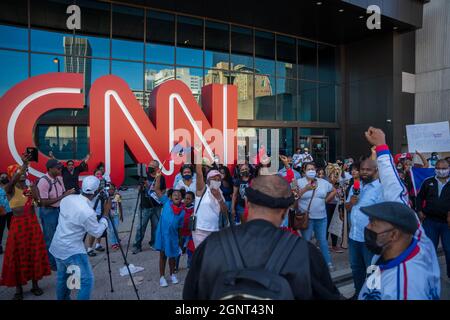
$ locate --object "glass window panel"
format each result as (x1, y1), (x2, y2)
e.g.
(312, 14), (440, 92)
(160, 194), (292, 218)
(0, 25), (28, 50)
(255, 31), (275, 76)
(319, 83), (337, 122)
(0, 50), (28, 96)
(146, 11), (175, 64)
(205, 21), (229, 69)
(230, 72), (255, 120)
(279, 128), (295, 158)
(176, 16), (203, 67)
(73, 0), (110, 58)
(276, 35), (296, 78)
(30, 0), (72, 30)
(299, 80), (318, 121)
(0, 0), (28, 27)
(318, 44), (337, 83)
(176, 67), (203, 102)
(231, 26), (253, 71)
(276, 78), (297, 121)
(112, 5), (144, 61)
(176, 47), (203, 68)
(112, 60), (144, 106)
(255, 74), (276, 120)
(31, 29), (73, 54)
(75, 126), (90, 159)
(143, 64), (175, 111)
(298, 40), (317, 80)
(31, 53), (66, 75)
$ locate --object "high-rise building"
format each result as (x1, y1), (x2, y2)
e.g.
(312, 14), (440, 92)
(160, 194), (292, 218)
(63, 37), (92, 103)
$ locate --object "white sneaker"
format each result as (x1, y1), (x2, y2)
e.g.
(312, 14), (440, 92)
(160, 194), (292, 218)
(159, 276), (168, 287)
(328, 263), (336, 272)
(170, 274), (179, 284)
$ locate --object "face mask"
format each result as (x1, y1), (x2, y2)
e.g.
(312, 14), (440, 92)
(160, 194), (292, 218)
(182, 174), (192, 181)
(209, 180), (221, 190)
(240, 171), (249, 177)
(435, 169), (449, 178)
(147, 167), (155, 175)
(364, 227), (394, 255)
(0, 178), (9, 185)
(305, 170), (316, 179)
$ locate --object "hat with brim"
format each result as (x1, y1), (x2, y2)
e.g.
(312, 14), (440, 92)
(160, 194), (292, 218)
(360, 202), (418, 235)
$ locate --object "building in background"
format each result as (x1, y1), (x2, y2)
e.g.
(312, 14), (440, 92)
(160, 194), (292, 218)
(0, 0), (433, 184)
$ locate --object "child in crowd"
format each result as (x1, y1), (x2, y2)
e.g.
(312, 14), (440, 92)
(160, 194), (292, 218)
(153, 171), (186, 287)
(176, 191), (195, 271)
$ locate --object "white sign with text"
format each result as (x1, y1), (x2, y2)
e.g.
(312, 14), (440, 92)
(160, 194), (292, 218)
(406, 121), (450, 153)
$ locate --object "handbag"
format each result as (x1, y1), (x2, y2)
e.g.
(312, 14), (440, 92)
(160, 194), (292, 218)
(189, 188), (207, 232)
(292, 187), (316, 230)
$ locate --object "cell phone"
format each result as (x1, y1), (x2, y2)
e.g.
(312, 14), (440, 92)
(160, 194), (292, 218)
(26, 147), (38, 162)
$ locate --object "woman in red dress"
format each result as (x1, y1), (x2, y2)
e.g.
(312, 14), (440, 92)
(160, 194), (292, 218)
(0, 158), (51, 300)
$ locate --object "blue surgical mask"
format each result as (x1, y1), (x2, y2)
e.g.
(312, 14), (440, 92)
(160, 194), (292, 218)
(182, 174), (192, 181)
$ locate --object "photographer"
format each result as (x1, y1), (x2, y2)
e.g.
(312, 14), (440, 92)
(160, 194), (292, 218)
(49, 176), (110, 300)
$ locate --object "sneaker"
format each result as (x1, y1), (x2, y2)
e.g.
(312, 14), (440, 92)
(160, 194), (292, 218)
(112, 244), (119, 251)
(328, 263), (336, 272)
(87, 249), (97, 257)
(170, 274), (179, 285)
(132, 247), (142, 255)
(159, 276), (168, 287)
(95, 244), (105, 252)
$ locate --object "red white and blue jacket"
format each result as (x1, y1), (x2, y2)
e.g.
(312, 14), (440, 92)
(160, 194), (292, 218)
(359, 145), (441, 300)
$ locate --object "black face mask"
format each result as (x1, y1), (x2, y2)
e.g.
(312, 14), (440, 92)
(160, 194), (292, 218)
(147, 167), (155, 175)
(364, 227), (394, 255)
(0, 178), (9, 185)
(240, 171), (249, 177)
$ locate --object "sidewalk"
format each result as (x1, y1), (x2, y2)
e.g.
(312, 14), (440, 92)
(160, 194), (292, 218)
(1, 187), (449, 300)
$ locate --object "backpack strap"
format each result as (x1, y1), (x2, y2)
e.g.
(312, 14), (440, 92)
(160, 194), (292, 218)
(264, 233), (299, 274)
(219, 227), (245, 270)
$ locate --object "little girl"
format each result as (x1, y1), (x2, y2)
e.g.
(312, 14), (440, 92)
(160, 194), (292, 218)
(107, 184), (123, 250)
(153, 171), (185, 287)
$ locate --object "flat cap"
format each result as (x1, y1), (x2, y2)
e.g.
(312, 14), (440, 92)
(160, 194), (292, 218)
(360, 202), (418, 235)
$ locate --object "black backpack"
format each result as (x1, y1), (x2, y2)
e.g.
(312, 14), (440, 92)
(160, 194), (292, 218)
(210, 227), (299, 300)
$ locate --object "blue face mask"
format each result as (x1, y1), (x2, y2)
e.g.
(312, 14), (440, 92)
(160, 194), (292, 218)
(183, 174), (192, 181)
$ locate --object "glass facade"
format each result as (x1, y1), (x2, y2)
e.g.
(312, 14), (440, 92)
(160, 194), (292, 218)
(0, 0), (340, 181)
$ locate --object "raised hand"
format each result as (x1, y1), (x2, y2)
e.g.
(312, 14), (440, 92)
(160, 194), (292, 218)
(365, 127), (386, 147)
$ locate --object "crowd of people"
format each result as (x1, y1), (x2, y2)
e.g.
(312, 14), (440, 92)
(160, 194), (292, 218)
(0, 126), (448, 300)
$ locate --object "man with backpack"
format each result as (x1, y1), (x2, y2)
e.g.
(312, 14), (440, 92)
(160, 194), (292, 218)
(36, 159), (75, 270)
(183, 174), (342, 300)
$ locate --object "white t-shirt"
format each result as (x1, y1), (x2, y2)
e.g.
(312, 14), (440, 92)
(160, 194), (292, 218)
(50, 194), (108, 261)
(175, 178), (197, 194)
(297, 178), (333, 219)
(194, 186), (224, 232)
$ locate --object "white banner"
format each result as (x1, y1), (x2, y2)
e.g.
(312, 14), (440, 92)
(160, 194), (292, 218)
(406, 121), (450, 153)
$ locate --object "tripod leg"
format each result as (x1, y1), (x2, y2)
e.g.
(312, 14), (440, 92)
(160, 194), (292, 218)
(105, 234), (114, 293)
(108, 212), (140, 300)
(125, 187), (141, 259)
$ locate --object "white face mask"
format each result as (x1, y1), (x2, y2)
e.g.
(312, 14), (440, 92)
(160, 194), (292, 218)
(435, 169), (449, 178)
(209, 180), (222, 190)
(306, 170), (317, 179)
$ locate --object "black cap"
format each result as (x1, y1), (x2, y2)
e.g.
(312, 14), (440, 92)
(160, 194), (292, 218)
(46, 159), (63, 170)
(360, 202), (418, 235)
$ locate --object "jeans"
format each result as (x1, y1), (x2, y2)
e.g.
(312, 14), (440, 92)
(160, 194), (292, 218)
(0, 212), (12, 247)
(108, 215), (120, 246)
(133, 206), (161, 249)
(39, 207), (60, 269)
(55, 254), (94, 300)
(235, 205), (245, 224)
(302, 217), (332, 266)
(423, 218), (450, 278)
(349, 238), (374, 296)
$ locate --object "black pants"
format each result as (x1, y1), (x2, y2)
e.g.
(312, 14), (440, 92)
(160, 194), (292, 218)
(0, 212), (12, 247)
(326, 203), (338, 247)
